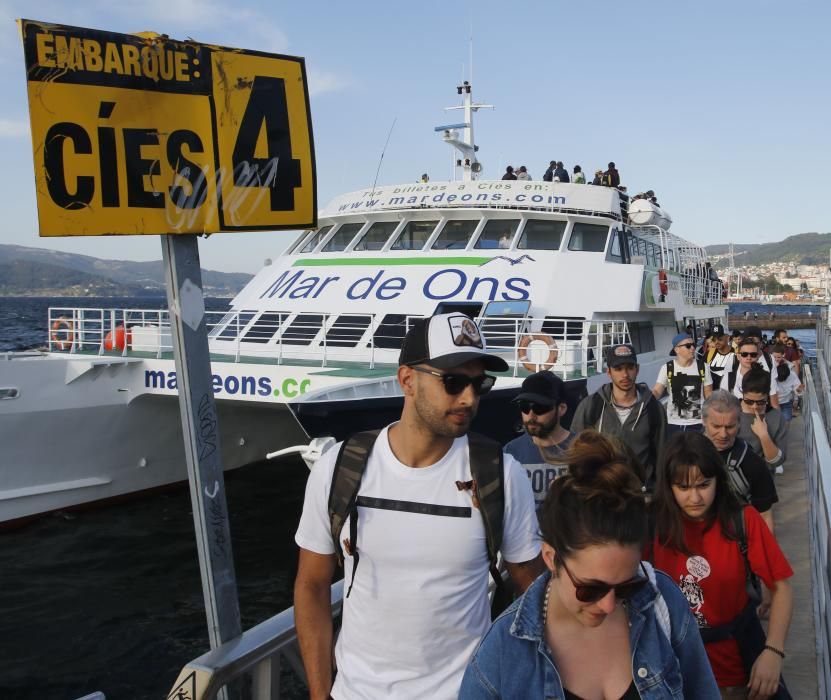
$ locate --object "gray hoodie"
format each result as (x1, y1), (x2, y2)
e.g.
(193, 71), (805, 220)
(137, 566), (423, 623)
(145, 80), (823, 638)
(570, 382), (668, 486)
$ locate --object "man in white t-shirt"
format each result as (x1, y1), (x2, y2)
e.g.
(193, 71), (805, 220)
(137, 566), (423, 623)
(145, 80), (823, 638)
(725, 336), (780, 408)
(652, 332), (713, 433)
(294, 313), (541, 700)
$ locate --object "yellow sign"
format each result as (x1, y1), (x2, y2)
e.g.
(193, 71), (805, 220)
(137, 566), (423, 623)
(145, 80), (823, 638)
(20, 19), (317, 236)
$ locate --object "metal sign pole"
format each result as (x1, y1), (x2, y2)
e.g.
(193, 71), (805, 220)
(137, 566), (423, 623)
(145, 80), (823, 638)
(161, 233), (241, 649)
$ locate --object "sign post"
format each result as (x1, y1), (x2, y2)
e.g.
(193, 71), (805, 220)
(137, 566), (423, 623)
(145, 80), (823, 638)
(19, 18), (316, 655)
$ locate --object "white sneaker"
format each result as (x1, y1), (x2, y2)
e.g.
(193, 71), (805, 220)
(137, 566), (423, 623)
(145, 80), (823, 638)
(775, 466), (784, 475)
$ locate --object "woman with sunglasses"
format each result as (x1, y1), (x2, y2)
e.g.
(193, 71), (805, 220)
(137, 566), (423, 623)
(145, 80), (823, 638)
(652, 432), (793, 699)
(459, 431), (717, 699)
(737, 366), (788, 475)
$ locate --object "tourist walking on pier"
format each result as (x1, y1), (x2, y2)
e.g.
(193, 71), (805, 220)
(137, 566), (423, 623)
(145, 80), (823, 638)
(705, 324), (735, 391)
(571, 343), (667, 492)
(772, 345), (802, 423)
(701, 391), (778, 532)
(294, 313), (541, 700)
(726, 335), (780, 409)
(651, 432), (793, 699)
(738, 366), (788, 475)
(652, 333), (713, 433)
(459, 432), (719, 700)
(504, 371), (575, 507)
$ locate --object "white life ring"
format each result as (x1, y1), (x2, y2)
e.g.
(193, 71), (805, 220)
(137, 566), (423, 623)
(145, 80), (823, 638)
(518, 334), (558, 372)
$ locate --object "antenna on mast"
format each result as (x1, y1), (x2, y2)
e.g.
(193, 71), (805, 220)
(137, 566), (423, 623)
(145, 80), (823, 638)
(434, 81), (492, 182)
(371, 117), (397, 194)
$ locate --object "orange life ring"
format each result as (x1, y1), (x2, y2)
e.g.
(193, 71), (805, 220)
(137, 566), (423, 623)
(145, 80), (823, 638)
(50, 317), (75, 351)
(658, 269), (669, 297)
(518, 334), (558, 372)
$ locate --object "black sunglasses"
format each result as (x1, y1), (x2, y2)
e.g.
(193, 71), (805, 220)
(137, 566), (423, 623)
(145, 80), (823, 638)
(739, 351), (759, 358)
(558, 555), (648, 604)
(743, 397), (768, 407)
(519, 400), (554, 415)
(410, 366), (495, 396)
(676, 343), (695, 350)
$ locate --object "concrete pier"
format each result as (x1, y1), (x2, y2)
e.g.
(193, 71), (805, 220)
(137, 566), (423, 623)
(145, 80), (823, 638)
(728, 315), (817, 331)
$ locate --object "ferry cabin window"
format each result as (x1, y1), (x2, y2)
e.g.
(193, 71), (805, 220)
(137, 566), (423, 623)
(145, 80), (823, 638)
(326, 315), (372, 347)
(243, 312), (284, 344)
(354, 221), (398, 251)
(217, 311), (256, 340)
(298, 226), (333, 253)
(322, 223), (364, 252)
(431, 219), (478, 250)
(628, 321), (656, 353)
(517, 219), (566, 251)
(568, 223), (609, 252)
(608, 228), (622, 262)
(281, 314), (324, 345)
(474, 219), (520, 249)
(372, 314), (410, 349)
(391, 220), (438, 250)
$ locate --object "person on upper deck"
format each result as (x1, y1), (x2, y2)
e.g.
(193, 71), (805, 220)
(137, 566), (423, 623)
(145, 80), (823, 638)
(502, 165), (517, 180)
(516, 165), (532, 181)
(460, 431), (718, 700)
(504, 371), (575, 507)
(572, 164), (586, 183)
(570, 343), (667, 492)
(293, 313), (541, 700)
(553, 161), (569, 183)
(543, 161), (556, 182)
(592, 169), (604, 185)
(652, 333), (714, 435)
(604, 161), (621, 187)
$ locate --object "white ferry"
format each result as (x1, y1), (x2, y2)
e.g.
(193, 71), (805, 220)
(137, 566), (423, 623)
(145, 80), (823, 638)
(0, 81), (725, 524)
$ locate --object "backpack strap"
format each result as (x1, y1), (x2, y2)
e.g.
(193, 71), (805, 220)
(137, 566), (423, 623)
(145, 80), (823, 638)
(328, 429), (381, 597)
(696, 357), (706, 382)
(725, 440), (752, 503)
(732, 506), (762, 603)
(666, 360), (674, 388)
(586, 392), (605, 429)
(467, 432), (505, 589)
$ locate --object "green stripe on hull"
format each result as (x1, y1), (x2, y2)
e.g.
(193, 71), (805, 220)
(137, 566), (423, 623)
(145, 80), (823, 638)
(293, 256), (491, 267)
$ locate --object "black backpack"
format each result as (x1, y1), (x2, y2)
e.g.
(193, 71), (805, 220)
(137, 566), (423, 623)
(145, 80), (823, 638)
(328, 430), (506, 604)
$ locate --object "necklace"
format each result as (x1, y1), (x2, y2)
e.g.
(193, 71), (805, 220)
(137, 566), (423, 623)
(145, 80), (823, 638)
(542, 575), (552, 624)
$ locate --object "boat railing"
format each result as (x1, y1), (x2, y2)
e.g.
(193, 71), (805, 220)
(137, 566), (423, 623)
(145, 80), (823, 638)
(47, 307), (631, 379)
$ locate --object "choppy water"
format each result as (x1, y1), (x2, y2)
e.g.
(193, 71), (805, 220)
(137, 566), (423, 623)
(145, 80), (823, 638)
(0, 297), (819, 699)
(0, 297), (308, 700)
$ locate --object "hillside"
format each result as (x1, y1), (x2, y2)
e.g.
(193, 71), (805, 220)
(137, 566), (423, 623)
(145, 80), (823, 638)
(706, 233), (831, 268)
(0, 245), (253, 296)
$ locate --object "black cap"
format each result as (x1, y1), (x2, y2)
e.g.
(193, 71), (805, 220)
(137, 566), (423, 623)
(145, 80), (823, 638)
(742, 325), (762, 340)
(710, 323), (726, 338)
(605, 343), (638, 368)
(513, 371), (565, 406)
(399, 313), (509, 372)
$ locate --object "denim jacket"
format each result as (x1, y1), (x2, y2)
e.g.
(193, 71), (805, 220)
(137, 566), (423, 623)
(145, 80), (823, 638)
(459, 563), (718, 699)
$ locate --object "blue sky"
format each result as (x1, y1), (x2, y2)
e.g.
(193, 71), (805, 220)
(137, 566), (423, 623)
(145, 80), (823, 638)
(0, 1), (828, 273)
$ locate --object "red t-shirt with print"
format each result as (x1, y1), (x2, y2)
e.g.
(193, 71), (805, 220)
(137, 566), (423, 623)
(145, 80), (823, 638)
(652, 506), (793, 687)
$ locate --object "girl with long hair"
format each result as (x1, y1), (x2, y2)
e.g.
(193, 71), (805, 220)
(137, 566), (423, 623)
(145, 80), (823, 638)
(460, 430), (717, 699)
(652, 432), (793, 699)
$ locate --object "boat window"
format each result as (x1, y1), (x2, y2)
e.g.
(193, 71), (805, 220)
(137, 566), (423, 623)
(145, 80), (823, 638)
(243, 312), (284, 344)
(474, 219), (520, 249)
(480, 300), (531, 349)
(326, 315), (372, 347)
(322, 223), (364, 252)
(372, 314), (411, 349)
(628, 321), (655, 353)
(354, 221), (398, 251)
(298, 226), (333, 253)
(517, 219), (566, 250)
(646, 243), (658, 267)
(391, 220), (438, 250)
(216, 311), (256, 340)
(541, 316), (585, 340)
(431, 219), (478, 250)
(280, 314), (324, 345)
(568, 223), (608, 252)
(608, 228), (622, 261)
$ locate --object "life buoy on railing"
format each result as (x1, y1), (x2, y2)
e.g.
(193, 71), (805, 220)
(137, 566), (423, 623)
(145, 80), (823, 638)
(50, 317), (75, 351)
(658, 269), (669, 298)
(518, 334), (558, 372)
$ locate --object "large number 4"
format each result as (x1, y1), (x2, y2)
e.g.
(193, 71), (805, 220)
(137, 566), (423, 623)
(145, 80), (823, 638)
(231, 76), (302, 211)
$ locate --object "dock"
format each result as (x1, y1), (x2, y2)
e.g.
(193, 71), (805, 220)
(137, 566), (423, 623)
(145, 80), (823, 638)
(728, 314), (817, 331)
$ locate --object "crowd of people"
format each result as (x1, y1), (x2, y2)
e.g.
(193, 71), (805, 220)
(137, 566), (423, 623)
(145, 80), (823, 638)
(294, 312), (796, 699)
(501, 161), (620, 188)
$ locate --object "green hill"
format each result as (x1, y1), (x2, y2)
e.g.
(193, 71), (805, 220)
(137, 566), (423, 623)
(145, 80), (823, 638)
(707, 232), (831, 268)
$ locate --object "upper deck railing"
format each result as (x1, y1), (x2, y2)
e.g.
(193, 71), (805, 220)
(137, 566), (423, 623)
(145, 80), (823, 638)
(46, 307), (631, 380)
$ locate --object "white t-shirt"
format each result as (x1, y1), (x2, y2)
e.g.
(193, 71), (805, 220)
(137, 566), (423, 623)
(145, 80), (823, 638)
(775, 363), (802, 404)
(655, 360), (713, 425)
(732, 362), (779, 400)
(295, 425), (540, 700)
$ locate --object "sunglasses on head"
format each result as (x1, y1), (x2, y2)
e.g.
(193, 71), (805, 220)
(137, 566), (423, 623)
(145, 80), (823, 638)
(739, 351), (758, 358)
(676, 343), (695, 350)
(557, 555), (649, 604)
(410, 366), (495, 396)
(743, 397), (768, 407)
(519, 400), (554, 415)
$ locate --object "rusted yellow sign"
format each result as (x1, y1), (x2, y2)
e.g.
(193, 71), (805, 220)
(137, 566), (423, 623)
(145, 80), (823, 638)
(20, 19), (316, 236)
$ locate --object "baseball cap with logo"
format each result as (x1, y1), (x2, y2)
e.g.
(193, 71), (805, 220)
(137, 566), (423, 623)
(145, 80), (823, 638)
(605, 343), (638, 368)
(709, 323), (727, 338)
(399, 313), (509, 372)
